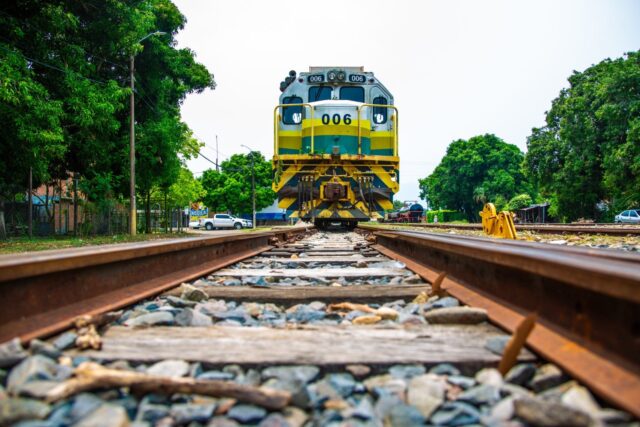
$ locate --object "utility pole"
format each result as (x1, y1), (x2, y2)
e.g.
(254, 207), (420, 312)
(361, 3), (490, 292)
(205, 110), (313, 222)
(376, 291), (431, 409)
(73, 172), (78, 237)
(250, 155), (255, 229)
(216, 135), (219, 172)
(28, 167), (33, 238)
(241, 145), (256, 229)
(129, 53), (136, 235)
(129, 31), (165, 236)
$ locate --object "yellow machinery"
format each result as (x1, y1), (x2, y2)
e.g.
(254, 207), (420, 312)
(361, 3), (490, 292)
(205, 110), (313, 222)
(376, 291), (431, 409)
(479, 203), (517, 239)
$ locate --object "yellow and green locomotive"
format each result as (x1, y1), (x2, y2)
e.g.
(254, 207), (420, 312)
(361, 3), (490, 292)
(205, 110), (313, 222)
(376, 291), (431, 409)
(272, 67), (399, 229)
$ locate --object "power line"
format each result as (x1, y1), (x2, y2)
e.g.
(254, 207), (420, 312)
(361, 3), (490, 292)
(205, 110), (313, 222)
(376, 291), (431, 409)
(0, 43), (113, 86)
(198, 151), (219, 168)
(0, 8), (130, 73)
(202, 142), (233, 159)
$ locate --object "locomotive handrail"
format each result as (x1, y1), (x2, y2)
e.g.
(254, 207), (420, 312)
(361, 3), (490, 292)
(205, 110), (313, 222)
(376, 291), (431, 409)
(357, 104), (398, 156)
(273, 103), (314, 156)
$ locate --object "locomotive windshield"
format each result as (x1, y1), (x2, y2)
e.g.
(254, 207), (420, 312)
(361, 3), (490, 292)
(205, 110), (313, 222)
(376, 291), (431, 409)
(373, 96), (388, 124)
(282, 95), (302, 124)
(340, 87), (364, 102)
(309, 86), (332, 102)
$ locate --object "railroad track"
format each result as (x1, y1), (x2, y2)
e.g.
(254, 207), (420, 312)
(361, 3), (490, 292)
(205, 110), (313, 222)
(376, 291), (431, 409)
(0, 226), (638, 425)
(378, 221), (640, 236)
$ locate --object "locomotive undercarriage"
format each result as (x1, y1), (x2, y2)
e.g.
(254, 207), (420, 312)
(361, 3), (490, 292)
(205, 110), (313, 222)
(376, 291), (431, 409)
(274, 160), (397, 229)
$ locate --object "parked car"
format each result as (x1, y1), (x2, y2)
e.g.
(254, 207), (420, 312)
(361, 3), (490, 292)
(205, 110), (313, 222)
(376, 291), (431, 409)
(199, 214), (251, 230)
(614, 209), (640, 224)
(188, 220), (200, 229)
(237, 218), (253, 228)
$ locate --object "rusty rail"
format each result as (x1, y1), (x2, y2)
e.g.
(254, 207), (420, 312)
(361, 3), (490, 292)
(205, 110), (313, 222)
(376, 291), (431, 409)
(0, 227), (311, 343)
(377, 221), (640, 235)
(366, 228), (640, 418)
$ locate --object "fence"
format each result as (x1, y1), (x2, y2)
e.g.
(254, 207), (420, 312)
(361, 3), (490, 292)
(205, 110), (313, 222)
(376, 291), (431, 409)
(2, 201), (189, 238)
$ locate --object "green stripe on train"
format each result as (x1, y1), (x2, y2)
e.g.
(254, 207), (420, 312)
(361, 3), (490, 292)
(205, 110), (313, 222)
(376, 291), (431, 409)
(301, 136), (370, 155)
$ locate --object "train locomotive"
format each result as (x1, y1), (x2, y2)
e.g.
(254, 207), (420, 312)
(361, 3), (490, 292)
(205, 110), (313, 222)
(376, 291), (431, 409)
(272, 67), (399, 229)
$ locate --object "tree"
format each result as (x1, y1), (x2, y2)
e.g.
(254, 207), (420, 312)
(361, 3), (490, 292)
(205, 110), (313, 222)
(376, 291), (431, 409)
(200, 152), (276, 216)
(200, 169), (229, 214)
(168, 167), (205, 209)
(526, 51), (640, 221)
(0, 45), (65, 237)
(131, 2), (215, 231)
(0, 0), (215, 236)
(419, 134), (529, 221)
(507, 194), (533, 211)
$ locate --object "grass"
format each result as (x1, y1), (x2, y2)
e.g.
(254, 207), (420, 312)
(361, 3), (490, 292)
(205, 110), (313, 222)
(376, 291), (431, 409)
(0, 232), (193, 254)
(0, 225), (295, 254)
(239, 226), (274, 233)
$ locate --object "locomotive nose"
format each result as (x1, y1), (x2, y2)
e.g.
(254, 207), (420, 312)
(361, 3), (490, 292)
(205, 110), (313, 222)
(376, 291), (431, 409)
(302, 101), (361, 155)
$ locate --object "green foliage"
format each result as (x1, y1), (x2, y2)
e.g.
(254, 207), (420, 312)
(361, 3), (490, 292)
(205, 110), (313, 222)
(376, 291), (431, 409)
(507, 194), (533, 211)
(426, 210), (465, 223)
(200, 152), (276, 216)
(419, 134), (530, 221)
(200, 169), (228, 213)
(526, 51), (640, 221)
(0, 0), (215, 230)
(0, 45), (64, 198)
(167, 167), (205, 209)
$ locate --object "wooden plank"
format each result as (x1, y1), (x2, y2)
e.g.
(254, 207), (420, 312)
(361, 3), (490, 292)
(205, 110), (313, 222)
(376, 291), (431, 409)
(83, 325), (536, 366)
(211, 268), (409, 278)
(267, 248), (357, 253)
(164, 284), (430, 304)
(303, 252), (371, 257)
(262, 251), (379, 257)
(304, 245), (360, 248)
(250, 256), (388, 264)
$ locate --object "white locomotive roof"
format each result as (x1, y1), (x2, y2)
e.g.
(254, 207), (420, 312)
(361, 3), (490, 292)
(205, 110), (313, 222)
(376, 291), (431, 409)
(308, 66), (365, 73)
(308, 100), (363, 107)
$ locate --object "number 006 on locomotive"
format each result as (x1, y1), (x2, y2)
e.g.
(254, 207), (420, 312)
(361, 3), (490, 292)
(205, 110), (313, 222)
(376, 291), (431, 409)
(272, 67), (399, 229)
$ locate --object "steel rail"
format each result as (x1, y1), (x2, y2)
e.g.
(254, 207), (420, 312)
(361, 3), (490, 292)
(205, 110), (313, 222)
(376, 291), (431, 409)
(365, 227), (640, 418)
(0, 228), (310, 344)
(378, 221), (640, 235)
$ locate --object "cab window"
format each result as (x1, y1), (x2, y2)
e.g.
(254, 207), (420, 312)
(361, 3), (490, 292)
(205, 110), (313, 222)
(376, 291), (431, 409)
(282, 96), (302, 124)
(340, 86), (364, 102)
(372, 96), (388, 124)
(309, 86), (332, 102)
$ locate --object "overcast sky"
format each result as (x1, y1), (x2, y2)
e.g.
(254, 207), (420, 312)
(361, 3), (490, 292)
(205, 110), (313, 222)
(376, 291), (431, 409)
(174, 0), (640, 202)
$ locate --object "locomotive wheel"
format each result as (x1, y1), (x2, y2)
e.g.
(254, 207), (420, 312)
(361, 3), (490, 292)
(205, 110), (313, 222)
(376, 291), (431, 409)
(314, 220), (328, 230)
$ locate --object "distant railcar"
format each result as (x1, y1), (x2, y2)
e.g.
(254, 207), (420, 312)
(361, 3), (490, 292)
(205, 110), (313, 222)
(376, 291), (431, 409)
(272, 67), (399, 229)
(384, 203), (424, 223)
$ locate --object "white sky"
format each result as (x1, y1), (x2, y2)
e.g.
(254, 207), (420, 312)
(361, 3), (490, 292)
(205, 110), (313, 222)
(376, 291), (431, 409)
(175, 0), (640, 202)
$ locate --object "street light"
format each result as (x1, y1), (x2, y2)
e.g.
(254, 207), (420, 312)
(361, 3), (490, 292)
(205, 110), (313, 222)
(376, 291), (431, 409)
(241, 145), (256, 229)
(129, 31), (166, 235)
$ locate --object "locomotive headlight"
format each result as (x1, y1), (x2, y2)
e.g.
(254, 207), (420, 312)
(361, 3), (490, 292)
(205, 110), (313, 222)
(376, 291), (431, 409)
(327, 71), (337, 81)
(337, 71), (346, 81)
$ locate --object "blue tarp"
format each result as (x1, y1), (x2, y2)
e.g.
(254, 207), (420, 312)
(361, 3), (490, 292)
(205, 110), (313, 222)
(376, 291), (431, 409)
(239, 212), (287, 221)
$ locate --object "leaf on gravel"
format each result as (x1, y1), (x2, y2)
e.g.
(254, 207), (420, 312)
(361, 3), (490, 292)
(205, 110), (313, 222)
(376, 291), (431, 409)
(328, 302), (376, 314)
(353, 315), (382, 325)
